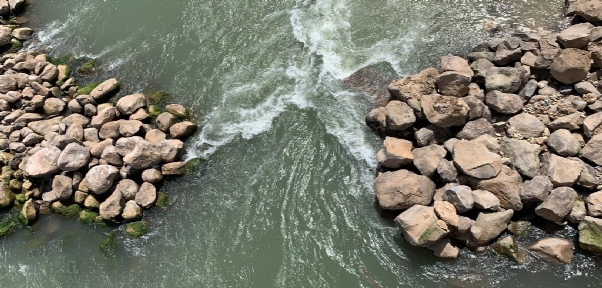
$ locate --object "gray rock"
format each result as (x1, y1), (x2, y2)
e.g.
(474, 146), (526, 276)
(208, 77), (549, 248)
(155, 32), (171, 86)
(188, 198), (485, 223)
(115, 179), (139, 201)
(500, 138), (540, 178)
(85, 165), (120, 195)
(387, 68), (439, 114)
(373, 169), (436, 210)
(575, 81), (601, 97)
(485, 91), (523, 114)
(472, 189), (500, 211)
(471, 210), (514, 245)
(436, 71), (471, 97)
(547, 112), (584, 131)
(384, 100), (415, 131)
(414, 125), (449, 147)
(116, 93), (146, 115)
(395, 205), (449, 247)
(57, 143), (90, 172)
(99, 190), (124, 220)
(520, 175), (553, 203)
(464, 165), (524, 211)
(52, 175), (73, 200)
(135, 182), (157, 208)
(581, 133), (602, 165)
(507, 113), (545, 138)
(412, 144), (447, 177)
(122, 139), (162, 169)
(453, 140), (502, 179)
(558, 23), (594, 49)
(493, 47), (522, 66)
(485, 67), (523, 93)
(569, 199), (587, 224)
(578, 216), (602, 254)
(437, 159), (457, 183)
(456, 118), (494, 140)
(27, 117), (63, 136)
(535, 187), (577, 222)
(583, 112), (602, 137)
(23, 146), (61, 178)
(547, 129), (580, 157)
(443, 184), (474, 213)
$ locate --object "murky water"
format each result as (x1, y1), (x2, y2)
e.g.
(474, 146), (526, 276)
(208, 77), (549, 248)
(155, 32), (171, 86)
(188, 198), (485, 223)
(0, 0), (598, 287)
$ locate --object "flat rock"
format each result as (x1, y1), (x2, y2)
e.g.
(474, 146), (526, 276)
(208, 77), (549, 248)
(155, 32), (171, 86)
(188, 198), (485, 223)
(23, 146), (61, 178)
(411, 144), (446, 177)
(535, 187), (577, 222)
(507, 113), (545, 138)
(485, 67), (523, 93)
(376, 137), (413, 169)
(500, 138), (540, 178)
(453, 140), (502, 179)
(472, 189), (501, 211)
(373, 169), (436, 211)
(471, 209), (514, 245)
(546, 154), (583, 186)
(395, 205), (449, 247)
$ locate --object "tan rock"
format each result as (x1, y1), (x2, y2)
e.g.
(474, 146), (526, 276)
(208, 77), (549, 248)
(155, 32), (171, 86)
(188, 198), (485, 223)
(373, 169), (436, 211)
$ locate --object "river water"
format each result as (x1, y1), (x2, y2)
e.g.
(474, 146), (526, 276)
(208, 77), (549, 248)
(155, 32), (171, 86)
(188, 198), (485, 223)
(1, 0), (599, 287)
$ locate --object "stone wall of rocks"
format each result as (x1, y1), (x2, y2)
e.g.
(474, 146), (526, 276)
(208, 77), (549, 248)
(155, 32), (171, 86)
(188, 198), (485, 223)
(365, 0), (602, 263)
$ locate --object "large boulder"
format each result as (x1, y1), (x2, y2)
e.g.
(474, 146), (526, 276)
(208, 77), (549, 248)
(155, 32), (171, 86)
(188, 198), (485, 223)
(57, 143), (90, 172)
(99, 190), (124, 220)
(384, 100), (415, 131)
(421, 94), (469, 128)
(535, 187), (577, 222)
(376, 137), (413, 169)
(373, 169), (436, 211)
(453, 140), (502, 179)
(485, 67), (523, 93)
(545, 154), (583, 187)
(388, 68), (439, 114)
(436, 71), (471, 97)
(530, 238), (574, 263)
(464, 165), (523, 211)
(578, 216), (602, 254)
(169, 121), (198, 139)
(90, 78), (120, 100)
(568, 0), (602, 22)
(116, 93), (146, 115)
(85, 165), (120, 194)
(470, 209), (514, 245)
(395, 205), (449, 247)
(122, 139), (162, 169)
(558, 23), (594, 49)
(411, 144), (447, 177)
(500, 138), (540, 178)
(23, 146), (61, 178)
(550, 48), (591, 85)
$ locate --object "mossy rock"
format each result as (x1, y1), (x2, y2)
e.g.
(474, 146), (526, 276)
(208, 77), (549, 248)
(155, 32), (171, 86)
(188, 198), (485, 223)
(0, 219), (16, 238)
(507, 221), (532, 237)
(51, 202), (81, 218)
(99, 231), (117, 257)
(14, 193), (25, 204)
(9, 179), (22, 192)
(183, 158), (201, 174)
(125, 221), (148, 238)
(77, 82), (101, 95)
(17, 213), (28, 226)
(79, 210), (99, 225)
(148, 91), (170, 104)
(77, 58), (98, 74)
(94, 216), (109, 227)
(47, 53), (74, 65)
(156, 192), (169, 209)
(492, 236), (529, 264)
(7, 39), (22, 53)
(0, 187), (14, 209)
(148, 105), (163, 118)
(579, 216), (602, 254)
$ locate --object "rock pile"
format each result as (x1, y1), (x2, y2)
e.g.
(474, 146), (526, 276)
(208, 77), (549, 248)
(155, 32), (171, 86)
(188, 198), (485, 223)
(365, 0), (602, 263)
(0, 50), (197, 233)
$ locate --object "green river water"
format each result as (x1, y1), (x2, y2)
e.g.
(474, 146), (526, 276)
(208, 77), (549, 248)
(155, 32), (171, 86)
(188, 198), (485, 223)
(0, 0), (600, 287)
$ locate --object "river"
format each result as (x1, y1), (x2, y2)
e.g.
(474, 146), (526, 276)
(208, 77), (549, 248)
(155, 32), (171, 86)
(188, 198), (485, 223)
(1, 0), (600, 287)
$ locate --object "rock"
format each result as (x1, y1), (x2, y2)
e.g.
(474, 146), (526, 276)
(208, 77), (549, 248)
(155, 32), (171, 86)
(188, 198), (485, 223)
(500, 138), (540, 178)
(99, 121), (123, 139)
(99, 190), (124, 220)
(42, 98), (65, 116)
(376, 137), (413, 169)
(456, 118), (494, 140)
(135, 182), (157, 208)
(100, 145), (122, 166)
(125, 221), (148, 238)
(21, 199), (37, 222)
(384, 100), (415, 131)
(161, 162), (184, 176)
(587, 191), (602, 217)
(434, 200), (459, 228)
(122, 200), (142, 220)
(365, 107), (386, 133)
(0, 25), (10, 46)
(169, 121), (198, 139)
(8, 0), (25, 12)
(84, 195), (100, 209)
(40, 64), (59, 82)
(90, 107), (117, 129)
(550, 48), (591, 85)
(122, 139), (162, 169)
(535, 187), (577, 222)
(421, 94), (469, 128)
(453, 140), (502, 179)
(156, 112), (177, 132)
(485, 67), (523, 93)
(414, 125), (449, 147)
(492, 236), (529, 264)
(568, 0), (602, 22)
(558, 23), (593, 49)
(530, 238), (574, 263)
(465, 165), (523, 211)
(470, 58), (495, 82)
(23, 146), (61, 177)
(581, 134), (602, 165)
(462, 95), (488, 120)
(575, 81), (601, 97)
(141, 168), (163, 184)
(115, 136), (141, 156)
(583, 112), (602, 138)
(90, 78), (120, 100)
(130, 108), (150, 121)
(27, 117), (63, 136)
(437, 159), (457, 183)
(90, 139), (114, 158)
(547, 129), (580, 157)
(473, 134), (500, 152)
(507, 220), (532, 236)
(373, 169), (436, 211)
(395, 205), (449, 247)
(85, 165), (120, 194)
(52, 175), (73, 200)
(387, 68), (438, 113)
(74, 190), (87, 204)
(145, 129), (167, 143)
(116, 93), (146, 115)
(471, 210), (514, 245)
(576, 160), (600, 190)
(443, 184), (474, 213)
(472, 189), (501, 211)
(546, 154), (583, 186)
(485, 91), (523, 114)
(507, 113), (545, 138)
(440, 55), (473, 76)
(115, 179), (139, 201)
(493, 47), (522, 66)
(520, 176), (553, 203)
(547, 112), (584, 131)
(578, 216), (602, 253)
(428, 238), (460, 259)
(66, 124), (84, 141)
(568, 199), (587, 224)
(411, 144), (447, 177)
(57, 143), (90, 171)
(436, 71), (471, 97)
(165, 104), (188, 118)
(119, 120), (143, 137)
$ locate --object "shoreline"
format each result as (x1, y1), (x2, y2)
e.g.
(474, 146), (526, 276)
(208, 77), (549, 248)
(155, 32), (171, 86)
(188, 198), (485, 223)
(365, 0), (602, 262)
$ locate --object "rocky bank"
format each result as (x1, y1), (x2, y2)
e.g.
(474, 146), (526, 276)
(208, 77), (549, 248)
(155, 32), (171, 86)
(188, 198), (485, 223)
(0, 1), (199, 239)
(365, 0), (602, 263)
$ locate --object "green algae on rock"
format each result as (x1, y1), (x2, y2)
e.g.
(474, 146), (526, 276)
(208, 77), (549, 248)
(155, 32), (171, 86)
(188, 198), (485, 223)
(79, 210), (99, 225)
(76, 81), (101, 95)
(51, 202), (80, 218)
(125, 221), (148, 238)
(77, 58), (98, 74)
(99, 231), (117, 256)
(0, 218), (16, 238)
(156, 192), (169, 209)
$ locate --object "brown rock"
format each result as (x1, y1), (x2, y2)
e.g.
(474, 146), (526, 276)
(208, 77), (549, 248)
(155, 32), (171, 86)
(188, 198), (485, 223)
(550, 48), (591, 85)
(373, 169), (436, 211)
(535, 187), (577, 222)
(529, 238), (574, 263)
(453, 140), (502, 179)
(376, 137), (413, 169)
(395, 205), (449, 247)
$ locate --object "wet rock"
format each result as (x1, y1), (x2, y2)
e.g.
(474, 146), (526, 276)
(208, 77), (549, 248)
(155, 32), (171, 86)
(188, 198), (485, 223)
(90, 78), (120, 100)
(384, 100), (415, 132)
(520, 176), (553, 203)
(23, 146), (61, 177)
(472, 189), (500, 211)
(428, 238), (460, 259)
(485, 91), (523, 114)
(530, 238), (574, 263)
(162, 162), (184, 176)
(471, 209), (514, 245)
(169, 121), (198, 139)
(443, 184), (474, 213)
(493, 236), (529, 264)
(395, 205), (449, 247)
(421, 94), (469, 128)
(376, 137), (413, 169)
(500, 138), (540, 178)
(21, 199), (37, 223)
(453, 140), (502, 179)
(412, 144), (446, 177)
(547, 129), (580, 157)
(507, 221), (532, 236)
(550, 48), (591, 85)
(578, 216), (602, 253)
(535, 187), (577, 222)
(57, 143), (90, 171)
(85, 165), (120, 195)
(373, 169), (436, 211)
(507, 113), (545, 138)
